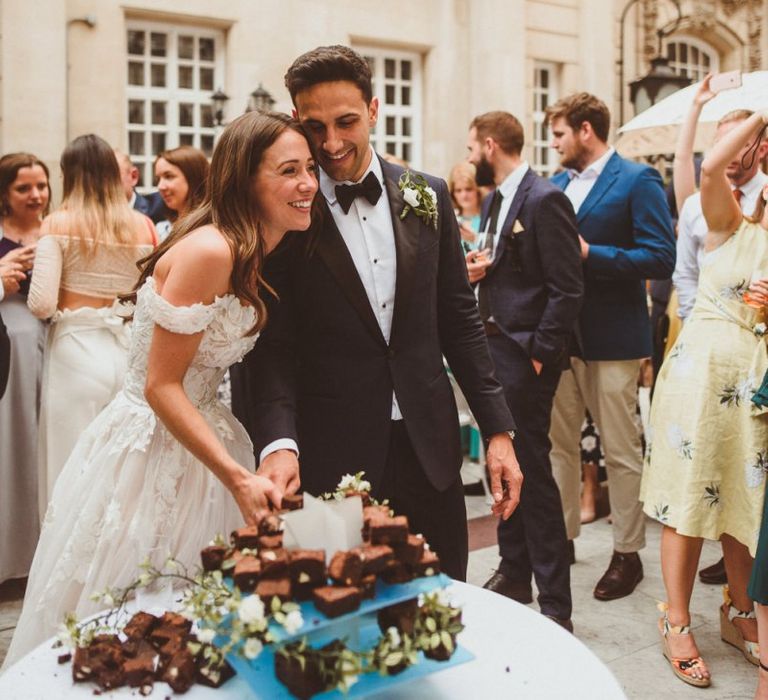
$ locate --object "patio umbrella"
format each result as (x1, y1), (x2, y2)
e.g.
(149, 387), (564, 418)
(615, 71), (768, 158)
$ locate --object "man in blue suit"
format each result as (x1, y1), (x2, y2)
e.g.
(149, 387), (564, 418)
(546, 93), (675, 600)
(465, 112), (583, 631)
(114, 150), (168, 224)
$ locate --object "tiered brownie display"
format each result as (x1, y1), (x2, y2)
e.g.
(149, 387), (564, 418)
(203, 480), (470, 698)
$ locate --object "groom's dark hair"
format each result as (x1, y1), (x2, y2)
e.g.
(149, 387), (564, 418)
(285, 45), (373, 104)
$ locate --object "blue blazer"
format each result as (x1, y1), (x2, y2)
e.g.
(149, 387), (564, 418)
(551, 152), (675, 361)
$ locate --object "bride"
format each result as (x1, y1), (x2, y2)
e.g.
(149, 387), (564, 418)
(3, 111), (318, 666)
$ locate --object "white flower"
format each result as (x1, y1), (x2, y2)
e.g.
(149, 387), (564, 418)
(358, 478), (371, 492)
(338, 474), (356, 490)
(238, 595), (266, 624)
(424, 186), (437, 202)
(387, 626), (401, 647)
(402, 187), (420, 208)
(754, 323), (767, 337)
(196, 628), (215, 644)
(282, 609), (304, 635)
(243, 637), (263, 660)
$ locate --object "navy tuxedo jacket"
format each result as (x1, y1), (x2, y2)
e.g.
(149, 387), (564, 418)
(551, 152), (675, 361)
(242, 157), (514, 495)
(133, 191), (168, 225)
(0, 311), (8, 399)
(478, 168), (583, 366)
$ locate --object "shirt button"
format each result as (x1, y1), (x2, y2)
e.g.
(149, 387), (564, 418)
(362, 216), (367, 221)
(382, 303), (387, 309)
(373, 258), (378, 264)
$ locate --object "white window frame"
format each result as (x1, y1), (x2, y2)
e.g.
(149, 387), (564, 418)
(356, 45), (423, 169)
(664, 37), (719, 82)
(125, 19), (224, 188)
(532, 61), (560, 178)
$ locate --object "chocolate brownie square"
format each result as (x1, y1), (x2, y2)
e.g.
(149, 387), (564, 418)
(257, 533), (284, 549)
(328, 550), (363, 586)
(356, 543), (394, 575)
(201, 544), (229, 572)
(288, 549), (326, 585)
(275, 643), (325, 699)
(312, 585), (361, 618)
(393, 534), (425, 566)
(123, 644), (159, 687)
(370, 515), (409, 545)
(259, 547), (289, 579)
(231, 525), (260, 549)
(359, 574), (377, 599)
(377, 598), (418, 635)
(122, 611), (158, 641)
(413, 548), (441, 577)
(258, 513), (284, 536)
(256, 577), (292, 604)
(161, 648), (196, 693)
(362, 504), (390, 540)
(281, 493), (304, 511)
(233, 555), (261, 592)
(195, 651), (235, 688)
(158, 611), (192, 635)
(380, 559), (413, 584)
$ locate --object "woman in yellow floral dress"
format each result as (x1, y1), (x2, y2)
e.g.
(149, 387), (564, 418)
(641, 110), (768, 687)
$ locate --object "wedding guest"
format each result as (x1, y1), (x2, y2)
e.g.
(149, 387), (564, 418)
(114, 149), (167, 225)
(546, 93), (675, 601)
(641, 110), (768, 687)
(3, 111), (315, 667)
(28, 134), (156, 520)
(240, 45), (520, 581)
(0, 152), (49, 585)
(448, 162), (482, 250)
(465, 111), (582, 631)
(153, 145), (209, 240)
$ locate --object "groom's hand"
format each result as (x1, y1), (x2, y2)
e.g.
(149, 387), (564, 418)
(257, 449), (301, 497)
(486, 433), (522, 520)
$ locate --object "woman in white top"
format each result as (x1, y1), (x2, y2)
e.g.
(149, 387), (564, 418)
(28, 135), (156, 519)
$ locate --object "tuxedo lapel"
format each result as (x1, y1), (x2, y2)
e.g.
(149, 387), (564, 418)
(575, 152), (621, 224)
(488, 169), (534, 275)
(314, 198), (387, 345)
(381, 158), (421, 345)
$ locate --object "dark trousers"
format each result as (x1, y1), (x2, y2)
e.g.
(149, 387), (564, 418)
(489, 334), (572, 619)
(377, 421), (468, 581)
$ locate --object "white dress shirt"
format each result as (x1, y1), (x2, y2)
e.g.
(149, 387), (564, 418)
(564, 147), (615, 213)
(673, 169), (768, 320)
(480, 161), (530, 258)
(260, 148), (402, 463)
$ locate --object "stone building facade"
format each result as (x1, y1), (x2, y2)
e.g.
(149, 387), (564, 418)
(0, 0), (764, 200)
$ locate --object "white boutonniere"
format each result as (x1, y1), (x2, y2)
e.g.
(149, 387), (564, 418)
(512, 219), (525, 234)
(398, 171), (438, 230)
(754, 322), (767, 337)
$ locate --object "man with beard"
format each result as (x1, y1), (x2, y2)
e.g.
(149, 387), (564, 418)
(240, 45), (521, 580)
(465, 112), (583, 631)
(546, 93), (675, 601)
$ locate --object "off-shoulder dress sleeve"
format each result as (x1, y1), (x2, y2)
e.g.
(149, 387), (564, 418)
(144, 282), (218, 334)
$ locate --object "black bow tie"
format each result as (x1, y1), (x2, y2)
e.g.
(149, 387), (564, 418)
(335, 171), (383, 214)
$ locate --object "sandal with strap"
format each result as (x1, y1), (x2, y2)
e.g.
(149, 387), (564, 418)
(658, 605), (711, 688)
(720, 585), (760, 666)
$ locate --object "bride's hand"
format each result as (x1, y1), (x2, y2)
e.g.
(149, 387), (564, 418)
(232, 472), (283, 525)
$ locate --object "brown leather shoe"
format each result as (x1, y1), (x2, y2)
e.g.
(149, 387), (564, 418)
(593, 551), (643, 601)
(483, 570), (533, 604)
(698, 557), (727, 585)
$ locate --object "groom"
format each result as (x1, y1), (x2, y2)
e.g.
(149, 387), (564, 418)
(242, 45), (519, 580)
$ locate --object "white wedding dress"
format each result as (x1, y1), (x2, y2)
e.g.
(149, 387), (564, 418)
(3, 277), (258, 668)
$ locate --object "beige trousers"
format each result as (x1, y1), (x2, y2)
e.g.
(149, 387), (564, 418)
(550, 357), (646, 553)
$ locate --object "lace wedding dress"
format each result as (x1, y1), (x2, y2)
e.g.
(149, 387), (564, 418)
(3, 277), (258, 667)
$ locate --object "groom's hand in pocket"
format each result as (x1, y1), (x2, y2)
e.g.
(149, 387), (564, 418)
(258, 449), (301, 497)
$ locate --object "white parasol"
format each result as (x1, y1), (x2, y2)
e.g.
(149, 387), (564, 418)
(615, 71), (768, 158)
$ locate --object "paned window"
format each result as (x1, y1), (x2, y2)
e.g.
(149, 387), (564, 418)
(126, 21), (223, 187)
(358, 46), (422, 168)
(532, 62), (560, 178)
(665, 38), (719, 82)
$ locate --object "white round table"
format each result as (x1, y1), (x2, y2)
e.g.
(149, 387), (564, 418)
(0, 581), (626, 698)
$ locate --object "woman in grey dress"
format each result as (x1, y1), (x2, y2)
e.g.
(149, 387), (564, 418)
(0, 153), (50, 583)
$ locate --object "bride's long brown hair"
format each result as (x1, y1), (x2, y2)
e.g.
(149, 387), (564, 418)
(129, 111), (309, 335)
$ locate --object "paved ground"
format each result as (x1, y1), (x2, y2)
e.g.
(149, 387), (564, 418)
(0, 483), (760, 698)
